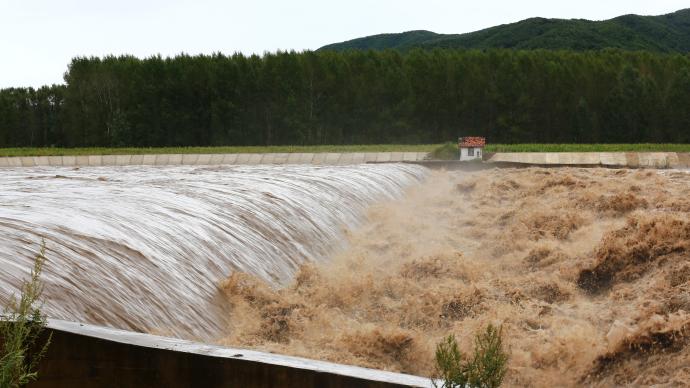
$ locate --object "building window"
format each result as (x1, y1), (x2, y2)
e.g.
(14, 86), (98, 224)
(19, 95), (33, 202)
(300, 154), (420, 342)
(468, 148), (474, 157)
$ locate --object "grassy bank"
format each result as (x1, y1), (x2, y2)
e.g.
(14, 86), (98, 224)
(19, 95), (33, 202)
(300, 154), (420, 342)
(426, 143), (690, 160)
(484, 143), (690, 152)
(0, 145), (438, 157)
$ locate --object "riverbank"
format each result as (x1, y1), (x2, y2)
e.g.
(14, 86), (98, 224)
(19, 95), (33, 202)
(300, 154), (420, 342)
(1, 151), (688, 168)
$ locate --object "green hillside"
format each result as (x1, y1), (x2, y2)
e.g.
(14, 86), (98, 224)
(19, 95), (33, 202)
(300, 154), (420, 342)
(319, 9), (690, 52)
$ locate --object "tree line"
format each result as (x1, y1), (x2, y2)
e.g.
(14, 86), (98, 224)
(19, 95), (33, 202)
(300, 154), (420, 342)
(1, 49), (689, 148)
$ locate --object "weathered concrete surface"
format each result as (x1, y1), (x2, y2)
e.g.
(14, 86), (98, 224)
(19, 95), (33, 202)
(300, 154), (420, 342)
(194, 154), (210, 165)
(169, 154), (183, 165)
(0, 152), (433, 168)
(2, 151), (687, 168)
(130, 154), (144, 165)
(352, 153), (366, 164)
(208, 154), (225, 165)
(223, 154), (239, 164)
(486, 152), (689, 169)
(154, 154), (169, 165)
(286, 153), (303, 164)
(88, 155), (103, 166)
(309, 153), (325, 164)
(62, 156), (77, 167)
(376, 153), (392, 163)
(116, 155), (132, 166)
(33, 156), (51, 166)
(677, 153), (690, 167)
(182, 154), (199, 165)
(325, 153), (341, 165)
(338, 153), (354, 165)
(20, 157), (35, 167)
(272, 153), (289, 164)
(141, 154), (157, 165)
(102, 155), (118, 166)
(298, 153), (316, 164)
(248, 154), (263, 164)
(48, 156), (62, 166)
(235, 153), (251, 164)
(75, 155), (90, 166)
(390, 152), (404, 162)
(27, 320), (430, 388)
(364, 153), (378, 163)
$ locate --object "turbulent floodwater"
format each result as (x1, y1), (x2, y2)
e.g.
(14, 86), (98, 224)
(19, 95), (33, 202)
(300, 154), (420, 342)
(0, 164), (427, 340)
(218, 168), (690, 386)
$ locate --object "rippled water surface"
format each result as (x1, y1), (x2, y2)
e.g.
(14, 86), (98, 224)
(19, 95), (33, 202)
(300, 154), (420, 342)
(0, 164), (426, 339)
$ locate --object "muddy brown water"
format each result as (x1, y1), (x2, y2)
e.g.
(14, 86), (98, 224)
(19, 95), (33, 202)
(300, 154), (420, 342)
(0, 164), (426, 340)
(217, 167), (690, 387)
(2, 165), (689, 386)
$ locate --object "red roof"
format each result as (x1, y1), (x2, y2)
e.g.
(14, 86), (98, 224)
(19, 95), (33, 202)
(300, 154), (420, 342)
(458, 137), (486, 148)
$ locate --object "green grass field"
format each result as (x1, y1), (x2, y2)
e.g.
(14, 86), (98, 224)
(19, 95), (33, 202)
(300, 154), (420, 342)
(0, 145), (438, 157)
(484, 144), (690, 152)
(0, 143), (688, 157)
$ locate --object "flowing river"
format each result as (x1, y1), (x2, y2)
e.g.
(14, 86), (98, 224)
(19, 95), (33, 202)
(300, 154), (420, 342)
(0, 164), (426, 340)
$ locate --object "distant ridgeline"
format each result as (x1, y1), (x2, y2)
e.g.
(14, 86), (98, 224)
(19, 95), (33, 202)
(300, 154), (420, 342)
(2, 37), (690, 147)
(319, 9), (690, 52)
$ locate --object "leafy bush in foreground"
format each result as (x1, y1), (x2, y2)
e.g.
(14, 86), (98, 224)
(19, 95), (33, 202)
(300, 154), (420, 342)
(0, 243), (51, 387)
(433, 324), (508, 388)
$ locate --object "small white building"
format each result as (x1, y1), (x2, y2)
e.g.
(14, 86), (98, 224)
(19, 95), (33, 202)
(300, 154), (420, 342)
(458, 137), (486, 161)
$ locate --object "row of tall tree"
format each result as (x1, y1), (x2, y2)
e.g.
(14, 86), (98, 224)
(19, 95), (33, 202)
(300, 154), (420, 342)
(2, 49), (690, 147)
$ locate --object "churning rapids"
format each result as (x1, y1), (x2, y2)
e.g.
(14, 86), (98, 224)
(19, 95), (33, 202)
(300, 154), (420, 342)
(0, 164), (427, 340)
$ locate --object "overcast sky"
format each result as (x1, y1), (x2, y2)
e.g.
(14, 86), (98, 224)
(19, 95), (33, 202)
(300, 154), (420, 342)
(1, 0), (687, 88)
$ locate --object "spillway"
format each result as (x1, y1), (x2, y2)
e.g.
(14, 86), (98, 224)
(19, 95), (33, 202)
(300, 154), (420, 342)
(0, 164), (426, 340)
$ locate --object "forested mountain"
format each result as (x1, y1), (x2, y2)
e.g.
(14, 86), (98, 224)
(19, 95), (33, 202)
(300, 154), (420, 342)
(2, 49), (689, 148)
(320, 9), (690, 52)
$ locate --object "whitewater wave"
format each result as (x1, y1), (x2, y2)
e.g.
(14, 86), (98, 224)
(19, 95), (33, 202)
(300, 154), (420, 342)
(0, 164), (427, 340)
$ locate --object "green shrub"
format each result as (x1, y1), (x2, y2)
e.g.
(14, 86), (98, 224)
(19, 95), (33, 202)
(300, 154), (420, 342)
(429, 142), (459, 160)
(433, 324), (508, 388)
(0, 243), (51, 387)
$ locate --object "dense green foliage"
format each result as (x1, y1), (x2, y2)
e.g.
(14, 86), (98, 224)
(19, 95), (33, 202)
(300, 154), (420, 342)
(429, 143), (460, 160)
(1, 49), (690, 148)
(321, 9), (690, 52)
(0, 86), (65, 148)
(0, 144), (437, 157)
(433, 325), (508, 388)
(1, 243), (51, 388)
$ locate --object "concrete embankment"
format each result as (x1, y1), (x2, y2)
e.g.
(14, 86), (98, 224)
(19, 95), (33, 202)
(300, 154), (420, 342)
(485, 152), (690, 168)
(0, 152), (429, 167)
(1, 151), (688, 168)
(28, 320), (431, 388)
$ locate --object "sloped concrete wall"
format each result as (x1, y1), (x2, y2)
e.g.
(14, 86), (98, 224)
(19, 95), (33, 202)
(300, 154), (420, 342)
(0, 152), (431, 168)
(3, 152), (687, 169)
(486, 152), (690, 168)
(26, 320), (430, 388)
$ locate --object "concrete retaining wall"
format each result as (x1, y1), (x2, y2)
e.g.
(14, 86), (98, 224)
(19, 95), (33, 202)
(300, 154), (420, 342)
(26, 320), (430, 388)
(3, 152), (688, 169)
(486, 152), (690, 168)
(0, 152), (430, 168)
